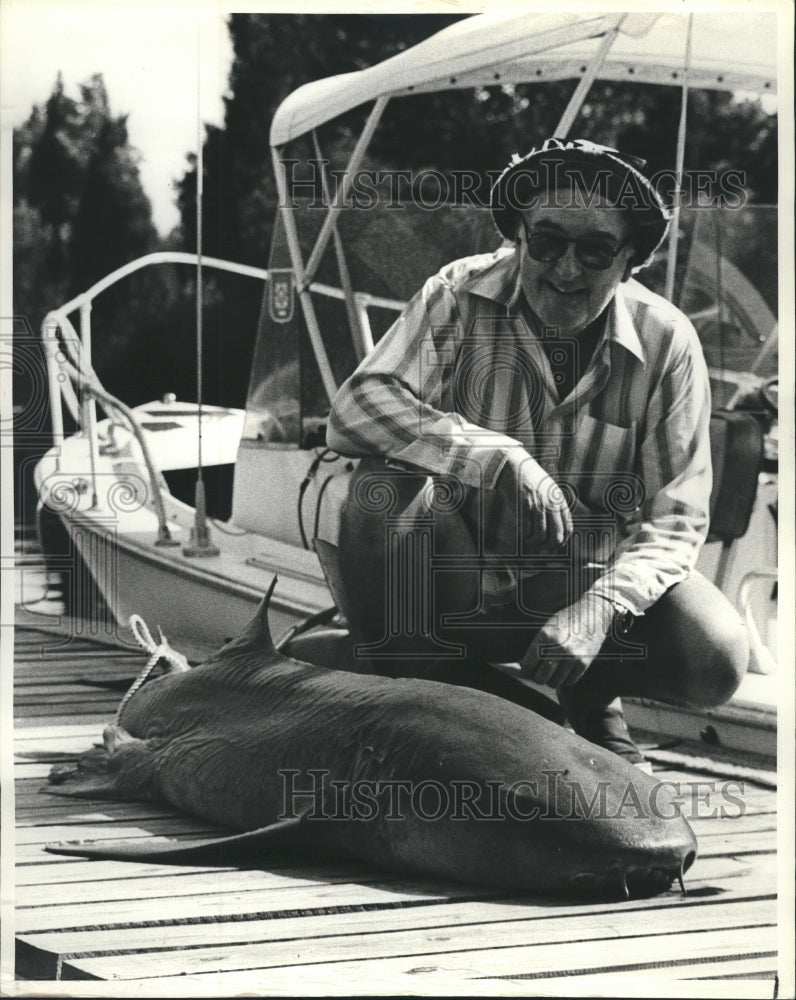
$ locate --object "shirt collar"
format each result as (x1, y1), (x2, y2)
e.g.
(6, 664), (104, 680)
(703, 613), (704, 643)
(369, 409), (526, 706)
(605, 283), (646, 365)
(460, 249), (647, 365)
(458, 248), (520, 307)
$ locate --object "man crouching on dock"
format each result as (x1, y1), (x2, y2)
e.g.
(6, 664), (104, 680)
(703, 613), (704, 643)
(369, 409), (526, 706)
(326, 137), (749, 771)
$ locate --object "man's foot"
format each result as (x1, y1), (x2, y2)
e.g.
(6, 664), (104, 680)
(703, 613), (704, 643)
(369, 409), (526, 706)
(557, 687), (652, 773)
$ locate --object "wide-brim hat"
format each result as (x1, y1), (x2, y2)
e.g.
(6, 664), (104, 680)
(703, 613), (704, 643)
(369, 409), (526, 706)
(490, 138), (671, 268)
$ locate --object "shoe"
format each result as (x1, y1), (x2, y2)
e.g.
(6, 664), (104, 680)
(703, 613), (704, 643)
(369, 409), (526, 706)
(557, 686), (652, 772)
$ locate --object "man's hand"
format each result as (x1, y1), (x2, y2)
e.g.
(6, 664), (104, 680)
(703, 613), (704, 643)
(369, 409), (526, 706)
(497, 455), (573, 550)
(520, 593), (615, 687)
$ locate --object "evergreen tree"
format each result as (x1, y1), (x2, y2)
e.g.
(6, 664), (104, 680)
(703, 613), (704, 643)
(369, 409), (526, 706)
(177, 14), (777, 280)
(14, 73), (172, 408)
(68, 111), (156, 294)
(26, 74), (85, 255)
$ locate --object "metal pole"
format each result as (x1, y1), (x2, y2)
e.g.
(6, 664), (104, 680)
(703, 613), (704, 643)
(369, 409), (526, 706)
(79, 302), (100, 508)
(353, 295), (376, 356)
(554, 20), (626, 138)
(312, 130), (369, 362)
(664, 14), (694, 303)
(271, 145), (340, 404)
(304, 96), (389, 285)
(184, 13), (219, 557)
(42, 318), (65, 460)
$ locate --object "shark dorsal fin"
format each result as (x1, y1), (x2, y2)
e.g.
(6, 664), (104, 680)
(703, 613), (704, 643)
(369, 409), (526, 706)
(213, 577), (278, 663)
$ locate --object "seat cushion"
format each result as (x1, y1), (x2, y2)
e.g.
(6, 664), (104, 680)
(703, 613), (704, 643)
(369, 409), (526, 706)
(708, 410), (764, 542)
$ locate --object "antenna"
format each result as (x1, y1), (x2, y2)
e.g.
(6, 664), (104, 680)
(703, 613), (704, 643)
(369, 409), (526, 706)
(184, 11), (219, 558)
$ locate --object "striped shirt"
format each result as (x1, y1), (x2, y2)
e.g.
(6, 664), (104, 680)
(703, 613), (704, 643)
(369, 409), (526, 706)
(327, 248), (712, 616)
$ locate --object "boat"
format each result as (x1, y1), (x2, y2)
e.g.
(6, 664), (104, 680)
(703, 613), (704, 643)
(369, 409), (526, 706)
(33, 11), (779, 751)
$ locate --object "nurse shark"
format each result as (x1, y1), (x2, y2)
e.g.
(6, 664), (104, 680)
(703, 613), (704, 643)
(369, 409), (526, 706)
(46, 580), (696, 898)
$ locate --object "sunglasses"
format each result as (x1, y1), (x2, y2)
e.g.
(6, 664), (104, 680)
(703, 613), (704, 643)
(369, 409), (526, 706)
(522, 228), (630, 271)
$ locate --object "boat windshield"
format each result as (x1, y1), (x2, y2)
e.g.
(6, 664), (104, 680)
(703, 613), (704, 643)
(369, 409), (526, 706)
(244, 197), (777, 445)
(645, 204), (778, 403)
(242, 199), (502, 446)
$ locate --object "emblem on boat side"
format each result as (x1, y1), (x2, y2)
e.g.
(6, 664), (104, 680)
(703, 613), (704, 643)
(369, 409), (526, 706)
(269, 270), (294, 323)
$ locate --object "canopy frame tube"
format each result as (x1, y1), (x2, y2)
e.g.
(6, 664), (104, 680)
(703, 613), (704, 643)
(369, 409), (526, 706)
(303, 96), (389, 287)
(268, 35), (628, 396)
(312, 130), (369, 363)
(554, 18), (626, 137)
(665, 13), (694, 302)
(270, 96), (389, 403)
(271, 145), (339, 404)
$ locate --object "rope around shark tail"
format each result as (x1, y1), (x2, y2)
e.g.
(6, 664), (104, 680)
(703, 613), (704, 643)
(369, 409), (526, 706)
(115, 615), (191, 723)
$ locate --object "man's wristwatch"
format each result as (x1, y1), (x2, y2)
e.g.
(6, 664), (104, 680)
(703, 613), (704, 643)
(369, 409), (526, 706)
(590, 593), (635, 635)
(610, 602), (635, 636)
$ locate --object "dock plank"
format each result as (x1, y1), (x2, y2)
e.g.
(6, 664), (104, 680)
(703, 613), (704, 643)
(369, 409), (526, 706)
(15, 849), (773, 894)
(15, 859), (243, 886)
(14, 710), (131, 735)
(17, 862), (410, 908)
(82, 924), (777, 987)
(19, 889), (776, 964)
(16, 819), (224, 847)
(56, 899), (777, 981)
(15, 801), (193, 827)
(16, 879), (494, 935)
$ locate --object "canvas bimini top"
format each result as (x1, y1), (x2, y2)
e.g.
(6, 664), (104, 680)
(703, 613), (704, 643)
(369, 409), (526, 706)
(270, 11), (778, 147)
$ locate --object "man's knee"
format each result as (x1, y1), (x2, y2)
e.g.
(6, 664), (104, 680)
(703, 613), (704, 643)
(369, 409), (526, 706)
(690, 612), (749, 706)
(653, 573), (749, 708)
(338, 459), (479, 641)
(340, 458), (475, 562)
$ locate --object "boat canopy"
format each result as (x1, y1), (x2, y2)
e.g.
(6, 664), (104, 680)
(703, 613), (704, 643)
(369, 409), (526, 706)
(262, 9), (780, 419)
(270, 11), (778, 147)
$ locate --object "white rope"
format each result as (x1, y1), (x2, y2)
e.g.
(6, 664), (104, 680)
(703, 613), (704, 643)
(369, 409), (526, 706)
(115, 615), (191, 723)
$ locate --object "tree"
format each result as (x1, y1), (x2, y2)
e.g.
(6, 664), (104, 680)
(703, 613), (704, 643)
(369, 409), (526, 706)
(14, 73), (176, 413)
(179, 14), (777, 272)
(68, 107), (157, 294)
(176, 14), (472, 265)
(25, 75), (85, 261)
(171, 15), (477, 411)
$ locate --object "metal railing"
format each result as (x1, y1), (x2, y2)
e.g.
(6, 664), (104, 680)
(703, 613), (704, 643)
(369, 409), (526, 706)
(40, 251), (404, 544)
(41, 309), (180, 544)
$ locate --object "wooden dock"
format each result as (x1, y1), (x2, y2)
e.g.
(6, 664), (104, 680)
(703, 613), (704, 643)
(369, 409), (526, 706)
(10, 554), (782, 995)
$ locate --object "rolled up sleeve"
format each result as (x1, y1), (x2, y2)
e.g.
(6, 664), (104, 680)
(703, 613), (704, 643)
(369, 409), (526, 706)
(327, 274), (527, 491)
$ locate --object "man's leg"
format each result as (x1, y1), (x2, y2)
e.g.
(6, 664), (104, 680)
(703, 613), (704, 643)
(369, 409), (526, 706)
(554, 570), (750, 763)
(339, 460), (749, 738)
(338, 456), (481, 664)
(337, 457), (565, 720)
(566, 570), (749, 707)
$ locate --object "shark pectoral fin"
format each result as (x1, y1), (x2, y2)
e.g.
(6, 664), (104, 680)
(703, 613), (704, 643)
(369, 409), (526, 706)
(44, 815), (307, 863)
(44, 769), (125, 799)
(42, 725), (155, 800)
(44, 744), (120, 798)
